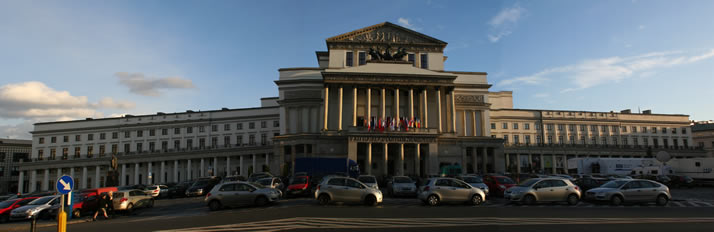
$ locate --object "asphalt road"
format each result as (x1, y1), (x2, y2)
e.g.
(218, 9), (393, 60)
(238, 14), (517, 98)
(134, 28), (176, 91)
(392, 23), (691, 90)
(8, 195), (713, 232)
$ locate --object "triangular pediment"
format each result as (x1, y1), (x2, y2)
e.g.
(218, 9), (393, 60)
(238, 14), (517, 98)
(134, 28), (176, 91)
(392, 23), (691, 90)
(326, 22), (447, 45)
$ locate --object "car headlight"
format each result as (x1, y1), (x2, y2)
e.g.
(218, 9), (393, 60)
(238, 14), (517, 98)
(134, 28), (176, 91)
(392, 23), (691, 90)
(499, 185), (506, 189)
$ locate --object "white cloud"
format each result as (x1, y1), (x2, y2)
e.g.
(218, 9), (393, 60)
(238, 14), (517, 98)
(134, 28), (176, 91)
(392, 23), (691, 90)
(0, 121), (34, 139)
(499, 49), (714, 92)
(0, 81), (134, 120)
(116, 72), (195, 97)
(397, 17), (421, 31)
(488, 4), (526, 42)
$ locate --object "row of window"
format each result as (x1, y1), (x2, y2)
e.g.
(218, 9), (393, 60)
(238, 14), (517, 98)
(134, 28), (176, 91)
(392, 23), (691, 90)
(36, 134), (276, 160)
(345, 51), (428, 69)
(499, 134), (690, 147)
(38, 121), (279, 144)
(492, 123), (687, 134)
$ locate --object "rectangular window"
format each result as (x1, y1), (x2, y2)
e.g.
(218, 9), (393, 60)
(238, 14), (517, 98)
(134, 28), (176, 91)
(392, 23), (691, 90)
(420, 54), (428, 69)
(87, 146), (94, 156)
(591, 137), (597, 144)
(100, 133), (106, 140)
(74, 147), (81, 158)
(623, 137), (629, 145)
(175, 128), (181, 134)
(622, 126), (628, 132)
(273, 120), (279, 127)
(503, 135), (509, 144)
(502, 123), (508, 129)
(602, 126), (608, 132)
(580, 125), (586, 132)
(211, 137), (218, 147)
(513, 135), (519, 144)
(162, 128), (168, 135)
(613, 137), (618, 145)
(112, 132), (118, 139)
(249, 122), (255, 129)
(224, 124), (231, 131)
(558, 136), (564, 144)
(62, 148), (68, 159)
(601, 137), (607, 145)
(237, 123), (243, 130)
(50, 149), (56, 159)
(199, 138), (206, 148)
(536, 135), (542, 144)
(63, 136), (69, 143)
(249, 135), (256, 145)
(661, 127), (667, 134)
(672, 128), (677, 134)
(569, 136), (575, 144)
(681, 128), (687, 134)
(149, 130), (155, 136)
(174, 140), (180, 149)
(185, 139), (192, 149)
(187, 127), (193, 134)
(652, 127), (657, 133)
(212, 125), (218, 132)
(199, 126), (205, 133)
(612, 126), (618, 133)
(125, 131), (130, 138)
(224, 136), (231, 147)
(88, 134), (94, 141)
(261, 121), (267, 128)
(261, 134), (267, 145)
(345, 51), (353, 67)
(148, 142), (155, 152)
(39, 137), (45, 144)
(569, 124), (575, 131)
(535, 123), (541, 130)
(51, 137), (57, 143)
(632, 126), (637, 133)
(358, 51), (366, 65)
(124, 144), (130, 153)
(513, 123), (519, 129)
(236, 136), (243, 146)
(642, 127), (647, 133)
(408, 54), (415, 66)
(524, 123), (530, 130)
(137, 130), (143, 137)
(580, 136), (586, 144)
(525, 135), (531, 145)
(557, 124), (564, 131)
(591, 125), (597, 132)
(491, 123), (496, 129)
(38, 150), (44, 160)
(547, 136), (553, 144)
(111, 144), (117, 154)
(547, 124), (554, 131)
(75, 135), (81, 142)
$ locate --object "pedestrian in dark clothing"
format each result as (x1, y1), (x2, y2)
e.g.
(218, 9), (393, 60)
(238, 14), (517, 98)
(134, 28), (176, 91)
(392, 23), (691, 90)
(92, 193), (110, 221)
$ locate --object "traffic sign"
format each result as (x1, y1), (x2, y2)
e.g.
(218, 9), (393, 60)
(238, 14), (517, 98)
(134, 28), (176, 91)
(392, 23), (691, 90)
(56, 175), (74, 194)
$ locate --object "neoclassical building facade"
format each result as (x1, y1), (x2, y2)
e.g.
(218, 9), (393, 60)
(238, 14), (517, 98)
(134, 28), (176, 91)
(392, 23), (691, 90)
(17, 22), (706, 193)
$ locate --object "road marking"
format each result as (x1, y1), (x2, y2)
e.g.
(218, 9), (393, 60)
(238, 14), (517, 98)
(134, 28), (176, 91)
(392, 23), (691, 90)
(696, 201), (713, 207)
(689, 201), (702, 207)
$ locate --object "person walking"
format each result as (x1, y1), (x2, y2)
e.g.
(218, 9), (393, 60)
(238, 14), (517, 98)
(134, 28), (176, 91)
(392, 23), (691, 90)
(92, 193), (110, 221)
(106, 191), (115, 218)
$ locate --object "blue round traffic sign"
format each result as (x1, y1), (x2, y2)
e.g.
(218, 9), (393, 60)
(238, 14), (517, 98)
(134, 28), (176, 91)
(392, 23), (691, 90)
(56, 175), (74, 194)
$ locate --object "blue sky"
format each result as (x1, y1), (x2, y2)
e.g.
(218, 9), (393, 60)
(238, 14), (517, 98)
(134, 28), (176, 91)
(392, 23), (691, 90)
(1, 0), (713, 139)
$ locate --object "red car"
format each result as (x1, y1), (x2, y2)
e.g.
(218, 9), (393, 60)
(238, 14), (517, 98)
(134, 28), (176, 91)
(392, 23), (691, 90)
(0, 197), (39, 223)
(286, 176), (310, 197)
(483, 175), (516, 197)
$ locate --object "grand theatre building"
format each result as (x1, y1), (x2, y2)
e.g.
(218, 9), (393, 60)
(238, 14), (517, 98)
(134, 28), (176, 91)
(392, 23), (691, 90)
(17, 22), (705, 193)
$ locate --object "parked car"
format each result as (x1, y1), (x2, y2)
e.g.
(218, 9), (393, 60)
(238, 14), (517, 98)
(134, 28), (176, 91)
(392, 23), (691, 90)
(584, 179), (671, 206)
(145, 185), (162, 198)
(483, 175), (516, 197)
(222, 175), (247, 183)
(286, 176), (311, 197)
(47, 193), (91, 218)
(357, 175), (379, 189)
(0, 197), (39, 223)
(655, 175), (672, 186)
(10, 195), (60, 220)
(112, 189), (154, 213)
(551, 174), (577, 182)
(168, 181), (192, 198)
(248, 172), (273, 182)
(256, 177), (285, 191)
(504, 178), (581, 205)
(575, 177), (609, 192)
(315, 176), (382, 206)
(205, 181), (282, 211)
(186, 178), (220, 197)
(386, 176), (417, 197)
(668, 175), (695, 188)
(418, 177), (486, 206)
(458, 175), (489, 196)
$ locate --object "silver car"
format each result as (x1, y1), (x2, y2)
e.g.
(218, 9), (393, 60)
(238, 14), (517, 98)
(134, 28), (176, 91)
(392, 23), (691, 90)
(10, 195), (60, 220)
(386, 176), (417, 197)
(205, 181), (281, 211)
(113, 189), (154, 212)
(315, 176), (383, 206)
(357, 175), (379, 189)
(585, 179), (671, 206)
(504, 178), (581, 205)
(458, 175), (489, 196)
(418, 178), (486, 206)
(257, 177), (285, 191)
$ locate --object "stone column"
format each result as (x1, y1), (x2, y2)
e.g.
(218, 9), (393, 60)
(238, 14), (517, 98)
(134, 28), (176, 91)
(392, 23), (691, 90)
(540, 154), (545, 173)
(462, 110), (467, 136)
(428, 143), (438, 176)
(226, 156), (231, 176)
(160, 161), (166, 183)
(338, 86), (343, 130)
(173, 160), (179, 182)
(451, 91), (456, 133)
(43, 169), (49, 191)
(423, 89), (429, 128)
(383, 143), (389, 176)
(473, 147), (479, 174)
(18, 171), (24, 194)
(517, 154), (522, 173)
(415, 144), (421, 177)
(398, 143), (405, 176)
(95, 166), (100, 188)
(147, 162), (152, 185)
(552, 155), (557, 174)
(239, 155), (244, 177)
(366, 143), (372, 175)
(353, 87), (358, 127)
(461, 147), (468, 175)
(381, 88), (386, 120)
(481, 147), (487, 173)
(214, 157), (219, 176)
(70, 168), (75, 188)
(291, 145), (296, 175)
(265, 153), (269, 171)
(366, 88), (371, 124)
(472, 111), (477, 137)
(323, 86), (329, 131)
(395, 88), (400, 121)
(120, 164), (126, 186)
(29, 170), (37, 193)
(187, 159), (192, 180)
(409, 88), (414, 120)
(200, 158), (205, 177)
(437, 88), (442, 133)
(252, 154), (257, 175)
(82, 167), (88, 189)
(56, 168), (61, 182)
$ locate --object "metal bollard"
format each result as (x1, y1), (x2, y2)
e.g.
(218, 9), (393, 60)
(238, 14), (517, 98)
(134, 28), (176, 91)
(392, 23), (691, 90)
(30, 215), (37, 232)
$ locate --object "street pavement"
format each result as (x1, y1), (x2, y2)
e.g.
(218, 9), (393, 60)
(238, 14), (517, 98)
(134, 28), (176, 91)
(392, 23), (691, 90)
(2, 193), (712, 232)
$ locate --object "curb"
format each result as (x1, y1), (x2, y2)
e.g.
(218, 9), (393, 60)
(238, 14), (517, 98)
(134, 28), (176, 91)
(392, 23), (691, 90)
(1, 219), (88, 232)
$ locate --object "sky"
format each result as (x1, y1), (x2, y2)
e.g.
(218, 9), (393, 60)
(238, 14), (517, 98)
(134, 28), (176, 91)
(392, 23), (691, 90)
(1, 0), (713, 139)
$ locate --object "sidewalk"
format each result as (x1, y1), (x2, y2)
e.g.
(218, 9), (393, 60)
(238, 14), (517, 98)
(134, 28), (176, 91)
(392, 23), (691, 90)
(0, 218), (88, 232)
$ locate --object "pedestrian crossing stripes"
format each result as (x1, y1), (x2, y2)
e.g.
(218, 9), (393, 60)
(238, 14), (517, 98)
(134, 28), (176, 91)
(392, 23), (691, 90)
(158, 217), (714, 232)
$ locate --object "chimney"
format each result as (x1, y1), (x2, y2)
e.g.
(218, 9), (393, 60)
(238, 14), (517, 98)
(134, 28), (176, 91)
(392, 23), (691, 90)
(620, 109), (631, 114)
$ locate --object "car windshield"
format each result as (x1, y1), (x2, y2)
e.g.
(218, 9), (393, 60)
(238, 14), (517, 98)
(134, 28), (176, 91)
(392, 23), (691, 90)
(290, 177), (308, 184)
(251, 183), (266, 189)
(518, 179), (540, 187)
(463, 177), (483, 183)
(0, 200), (14, 208)
(358, 176), (377, 183)
(258, 178), (273, 185)
(28, 196), (54, 205)
(496, 177), (515, 184)
(394, 177), (412, 183)
(193, 180), (211, 187)
(601, 180), (629, 188)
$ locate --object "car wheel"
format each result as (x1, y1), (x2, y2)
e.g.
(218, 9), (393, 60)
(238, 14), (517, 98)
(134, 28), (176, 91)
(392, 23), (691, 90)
(72, 209), (81, 218)
(208, 200), (222, 211)
(364, 195), (378, 206)
(318, 194), (331, 206)
(567, 194), (579, 205)
(0, 215), (9, 223)
(471, 194), (483, 205)
(427, 195), (440, 206)
(611, 195), (623, 206)
(126, 203), (134, 215)
(148, 199), (155, 208)
(255, 196), (268, 207)
(523, 195), (536, 205)
(656, 195), (669, 206)
(39, 211), (50, 220)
